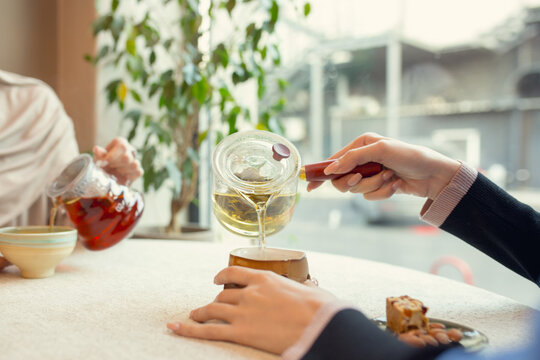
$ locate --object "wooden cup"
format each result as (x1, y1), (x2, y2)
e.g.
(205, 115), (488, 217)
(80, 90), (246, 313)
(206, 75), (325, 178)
(226, 247), (310, 288)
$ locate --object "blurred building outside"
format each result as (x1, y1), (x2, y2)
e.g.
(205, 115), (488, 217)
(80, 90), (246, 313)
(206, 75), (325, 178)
(250, 4), (540, 225)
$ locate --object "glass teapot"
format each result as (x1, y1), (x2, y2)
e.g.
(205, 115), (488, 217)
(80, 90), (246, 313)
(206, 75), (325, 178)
(47, 154), (144, 251)
(212, 130), (300, 246)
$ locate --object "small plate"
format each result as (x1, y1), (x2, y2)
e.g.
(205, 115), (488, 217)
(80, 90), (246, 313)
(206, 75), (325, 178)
(373, 316), (489, 351)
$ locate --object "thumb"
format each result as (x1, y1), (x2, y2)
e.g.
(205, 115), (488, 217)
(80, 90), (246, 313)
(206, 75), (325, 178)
(325, 142), (380, 175)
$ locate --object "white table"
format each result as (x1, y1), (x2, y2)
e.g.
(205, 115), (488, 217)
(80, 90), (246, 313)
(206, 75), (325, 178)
(0, 240), (536, 359)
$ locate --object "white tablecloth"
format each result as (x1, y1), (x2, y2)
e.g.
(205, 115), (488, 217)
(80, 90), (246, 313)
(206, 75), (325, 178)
(0, 240), (536, 359)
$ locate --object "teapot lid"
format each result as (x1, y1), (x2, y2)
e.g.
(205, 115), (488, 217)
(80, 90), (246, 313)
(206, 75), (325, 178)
(212, 130), (300, 194)
(47, 154), (111, 200)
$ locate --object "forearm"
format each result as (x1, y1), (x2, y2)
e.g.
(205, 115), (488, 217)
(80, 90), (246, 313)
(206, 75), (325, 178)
(421, 163), (540, 284)
(441, 173), (540, 283)
(284, 307), (453, 360)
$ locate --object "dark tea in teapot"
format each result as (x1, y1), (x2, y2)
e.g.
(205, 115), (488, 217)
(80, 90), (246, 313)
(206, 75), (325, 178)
(60, 186), (143, 250)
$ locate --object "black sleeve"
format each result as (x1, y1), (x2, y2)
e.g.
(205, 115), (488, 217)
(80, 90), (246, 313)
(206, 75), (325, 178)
(302, 309), (456, 360)
(441, 173), (540, 284)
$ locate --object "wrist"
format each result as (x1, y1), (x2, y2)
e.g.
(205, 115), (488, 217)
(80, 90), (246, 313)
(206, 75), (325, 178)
(427, 159), (461, 200)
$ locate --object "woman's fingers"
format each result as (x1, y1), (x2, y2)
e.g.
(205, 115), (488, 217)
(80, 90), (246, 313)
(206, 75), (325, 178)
(99, 137), (137, 168)
(93, 137), (143, 185)
(93, 145), (107, 161)
(167, 322), (234, 342)
(331, 173), (362, 192)
(328, 133), (385, 160)
(190, 302), (237, 323)
(306, 181), (323, 192)
(363, 179), (402, 201)
(215, 289), (242, 305)
(349, 169), (394, 194)
(214, 266), (267, 287)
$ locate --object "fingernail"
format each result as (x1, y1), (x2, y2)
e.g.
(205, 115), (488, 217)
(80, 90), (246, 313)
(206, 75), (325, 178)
(392, 179), (401, 191)
(347, 173), (362, 186)
(167, 323), (180, 331)
(189, 310), (194, 318)
(323, 161), (340, 175)
(382, 171), (394, 181)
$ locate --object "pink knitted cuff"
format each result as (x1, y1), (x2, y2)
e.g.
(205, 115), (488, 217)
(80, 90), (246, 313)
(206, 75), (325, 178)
(420, 162), (478, 227)
(281, 300), (354, 360)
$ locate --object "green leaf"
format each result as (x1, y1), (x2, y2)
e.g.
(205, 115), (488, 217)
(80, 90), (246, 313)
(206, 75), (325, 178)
(271, 97), (287, 112)
(153, 168), (169, 190)
(211, 43), (229, 68)
(260, 46), (267, 60)
(226, 0), (236, 16)
(198, 129), (208, 144)
(243, 108), (252, 123)
(92, 15), (112, 35)
(278, 78), (289, 91)
(165, 160), (182, 196)
(110, 16), (125, 42)
(252, 29), (262, 49)
(160, 69), (173, 83)
(149, 121), (172, 144)
(149, 83), (160, 98)
(124, 109), (142, 122)
(256, 122), (269, 131)
(304, 2), (311, 17)
(215, 130), (224, 145)
(149, 50), (156, 65)
(97, 45), (110, 61)
(192, 78), (209, 104)
(257, 76), (266, 99)
(162, 79), (176, 107)
(208, 0), (214, 17)
(124, 110), (142, 141)
(163, 39), (173, 50)
(227, 114), (237, 134)
(142, 166), (154, 192)
(141, 24), (160, 47)
(269, 44), (281, 65)
(218, 86), (232, 101)
(259, 111), (270, 129)
(126, 38), (136, 56)
(131, 90), (142, 103)
(246, 23), (256, 37)
(84, 54), (94, 64)
(142, 146), (157, 172)
(111, 0), (120, 11)
(105, 79), (122, 104)
(270, 0), (279, 24)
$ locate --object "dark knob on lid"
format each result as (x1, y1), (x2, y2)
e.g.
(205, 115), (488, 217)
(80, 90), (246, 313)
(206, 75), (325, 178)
(272, 143), (290, 161)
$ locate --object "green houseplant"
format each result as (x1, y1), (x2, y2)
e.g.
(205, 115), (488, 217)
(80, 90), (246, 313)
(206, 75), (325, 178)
(87, 0), (310, 232)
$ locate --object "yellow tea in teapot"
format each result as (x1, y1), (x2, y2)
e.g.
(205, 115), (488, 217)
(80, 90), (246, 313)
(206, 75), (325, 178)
(213, 192), (296, 238)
